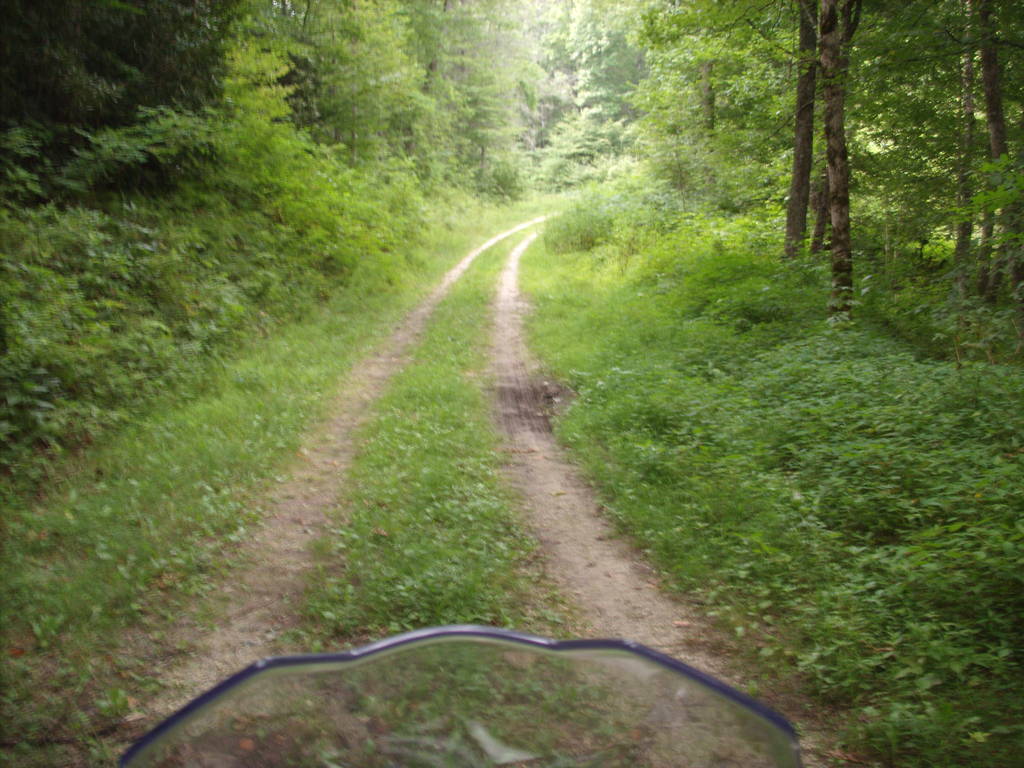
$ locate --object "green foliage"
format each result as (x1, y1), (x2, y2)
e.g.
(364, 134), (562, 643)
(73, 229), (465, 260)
(2, 0), (575, 481)
(631, 0), (1024, 343)
(529, 0), (644, 192)
(848, 206), (1021, 362)
(0, 31), (436, 478)
(0, 126), (49, 203)
(271, 0), (424, 164)
(523, 207), (1024, 768)
(1, 271), (416, 762)
(477, 155), (528, 201)
(543, 178), (680, 256)
(544, 196), (617, 254)
(0, 165), (422, 475)
(634, 0), (792, 209)
(565, 0), (644, 123)
(536, 111), (636, 191)
(641, 212), (824, 330)
(59, 107), (219, 197)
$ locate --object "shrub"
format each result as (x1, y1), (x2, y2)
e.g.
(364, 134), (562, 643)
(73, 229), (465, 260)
(477, 156), (526, 201)
(0, 103), (428, 476)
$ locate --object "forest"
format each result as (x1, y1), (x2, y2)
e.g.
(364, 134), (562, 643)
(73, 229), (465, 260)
(1, 0), (1022, 766)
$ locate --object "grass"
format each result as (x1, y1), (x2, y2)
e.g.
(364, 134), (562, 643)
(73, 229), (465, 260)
(518, 213), (1024, 768)
(0, 197), (555, 767)
(303, 220), (563, 644)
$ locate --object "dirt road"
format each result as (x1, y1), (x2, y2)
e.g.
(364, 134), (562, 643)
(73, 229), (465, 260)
(124, 219), (831, 766)
(133, 217), (546, 726)
(491, 233), (733, 668)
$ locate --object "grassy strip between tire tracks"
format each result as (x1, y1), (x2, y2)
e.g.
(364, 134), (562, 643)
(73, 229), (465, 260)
(0, 199), (554, 767)
(303, 225), (565, 645)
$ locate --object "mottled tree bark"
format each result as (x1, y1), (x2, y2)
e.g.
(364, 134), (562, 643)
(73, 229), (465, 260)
(819, 0), (861, 315)
(977, 0), (1006, 162)
(954, 27), (975, 297)
(785, 0), (818, 259)
(810, 164), (830, 254)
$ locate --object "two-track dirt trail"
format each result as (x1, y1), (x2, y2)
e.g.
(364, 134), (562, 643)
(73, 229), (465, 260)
(134, 217), (546, 726)
(489, 232), (831, 768)
(126, 218), (831, 766)
(490, 233), (729, 671)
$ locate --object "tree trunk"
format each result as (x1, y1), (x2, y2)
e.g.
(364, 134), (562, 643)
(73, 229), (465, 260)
(810, 163), (830, 254)
(425, 0), (452, 88)
(977, 0), (1007, 162)
(1016, 118), (1024, 332)
(699, 61), (715, 134)
(785, 0), (818, 259)
(977, 211), (996, 299)
(820, 0), (861, 315)
(954, 23), (975, 298)
(699, 60), (716, 190)
(976, 0), (1021, 321)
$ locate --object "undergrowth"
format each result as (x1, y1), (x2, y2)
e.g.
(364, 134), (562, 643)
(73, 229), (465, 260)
(521, 198), (1024, 768)
(0, 56), (427, 485)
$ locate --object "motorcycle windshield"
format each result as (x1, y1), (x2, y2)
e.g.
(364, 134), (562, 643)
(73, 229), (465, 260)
(122, 626), (801, 767)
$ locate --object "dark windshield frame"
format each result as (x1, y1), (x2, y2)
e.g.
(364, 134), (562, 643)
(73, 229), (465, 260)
(121, 624), (802, 766)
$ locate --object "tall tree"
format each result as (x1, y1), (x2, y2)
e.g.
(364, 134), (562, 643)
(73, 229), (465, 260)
(819, 0), (861, 315)
(976, 0), (1008, 300)
(535, 0), (645, 189)
(699, 61), (716, 134)
(954, 3), (976, 296)
(977, 0), (1008, 162)
(975, 0), (1023, 326)
(785, 0), (819, 259)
